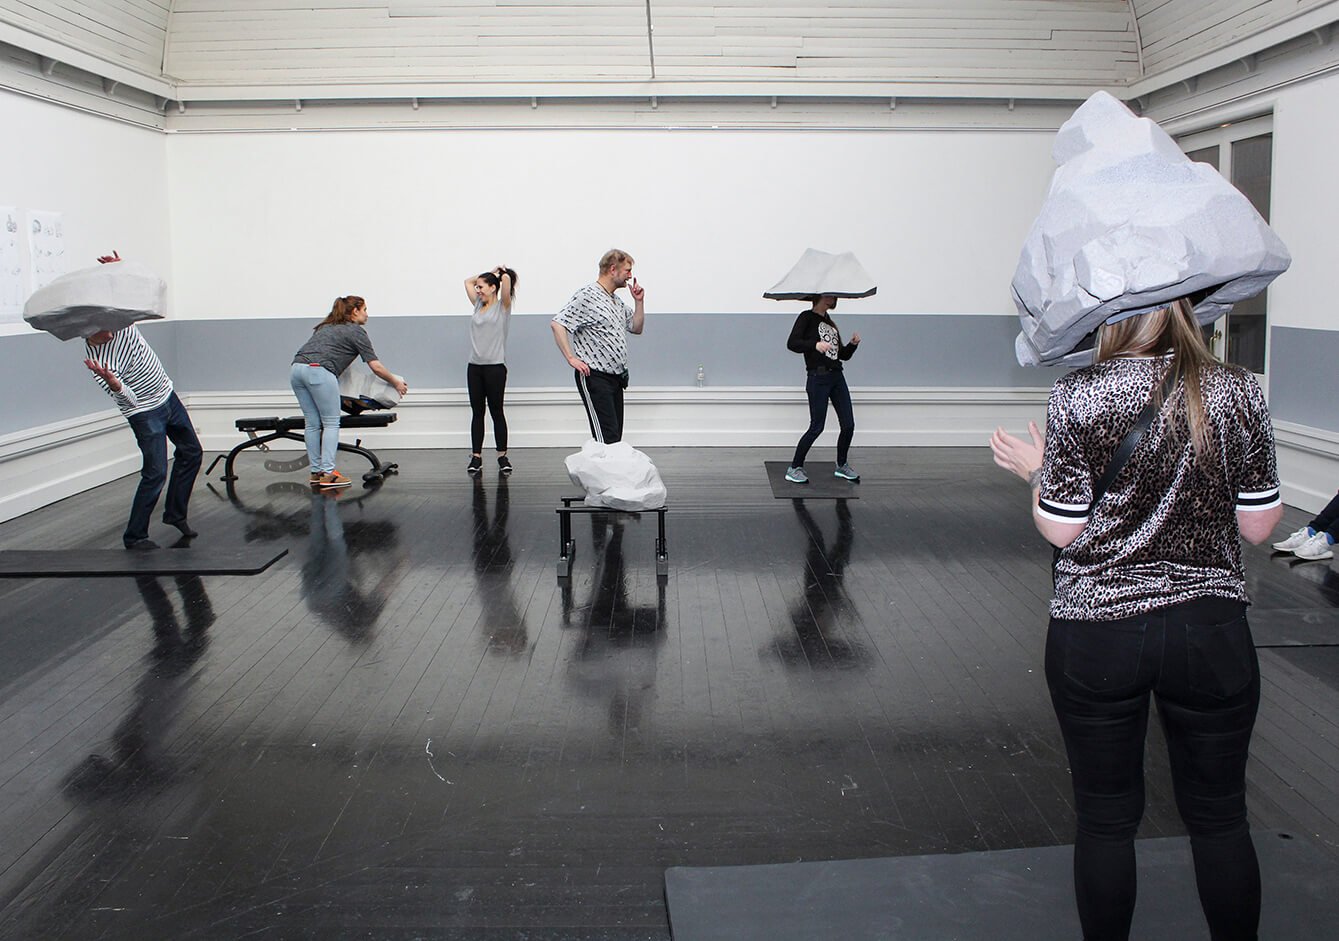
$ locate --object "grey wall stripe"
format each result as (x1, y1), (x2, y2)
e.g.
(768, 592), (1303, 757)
(4, 312), (1063, 437)
(1268, 326), (1339, 434)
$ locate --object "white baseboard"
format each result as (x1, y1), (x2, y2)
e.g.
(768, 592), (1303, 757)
(185, 386), (1054, 451)
(1274, 421), (1339, 515)
(8, 388), (1334, 525)
(0, 411), (142, 524)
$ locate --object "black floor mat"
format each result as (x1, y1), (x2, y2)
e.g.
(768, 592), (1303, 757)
(664, 831), (1331, 940)
(763, 461), (861, 499)
(0, 547), (288, 577)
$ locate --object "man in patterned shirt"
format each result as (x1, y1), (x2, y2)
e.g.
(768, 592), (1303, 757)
(551, 249), (646, 444)
(83, 252), (202, 550)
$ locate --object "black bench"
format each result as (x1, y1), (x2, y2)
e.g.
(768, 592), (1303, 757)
(205, 413), (399, 484)
(557, 496), (668, 579)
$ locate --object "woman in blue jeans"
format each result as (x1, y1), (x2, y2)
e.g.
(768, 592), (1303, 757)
(991, 297), (1283, 941)
(290, 296), (407, 488)
(783, 294), (861, 484)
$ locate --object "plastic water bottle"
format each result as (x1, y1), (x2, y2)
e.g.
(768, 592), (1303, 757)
(696, 364), (706, 387)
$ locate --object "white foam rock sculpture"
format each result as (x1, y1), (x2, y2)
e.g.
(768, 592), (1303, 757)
(1012, 91), (1290, 367)
(764, 248), (877, 300)
(24, 262), (167, 341)
(565, 440), (668, 511)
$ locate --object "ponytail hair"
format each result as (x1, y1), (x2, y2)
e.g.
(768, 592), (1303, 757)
(315, 295), (365, 331)
(1095, 296), (1219, 457)
(477, 268), (518, 299)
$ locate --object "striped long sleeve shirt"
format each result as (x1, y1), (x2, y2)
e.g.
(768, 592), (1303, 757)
(84, 325), (173, 418)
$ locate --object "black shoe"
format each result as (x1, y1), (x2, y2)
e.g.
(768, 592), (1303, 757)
(165, 518), (198, 538)
(498, 456), (513, 476)
(467, 455), (483, 475)
(125, 539), (160, 551)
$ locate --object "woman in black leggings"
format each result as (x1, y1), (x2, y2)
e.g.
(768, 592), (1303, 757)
(992, 297), (1282, 941)
(784, 294), (861, 484)
(464, 266), (517, 475)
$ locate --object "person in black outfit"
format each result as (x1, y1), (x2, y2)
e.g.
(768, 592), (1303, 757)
(785, 295), (861, 483)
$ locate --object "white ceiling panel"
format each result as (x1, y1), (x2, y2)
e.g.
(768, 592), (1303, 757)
(0, 0), (169, 75)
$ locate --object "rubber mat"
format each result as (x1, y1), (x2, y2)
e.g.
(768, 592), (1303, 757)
(764, 461), (860, 499)
(0, 547), (288, 577)
(665, 831), (1333, 940)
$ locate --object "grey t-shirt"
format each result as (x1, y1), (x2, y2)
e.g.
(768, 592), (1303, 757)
(468, 296), (511, 366)
(292, 323), (379, 376)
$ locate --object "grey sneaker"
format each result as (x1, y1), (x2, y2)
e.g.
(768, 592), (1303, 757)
(834, 463), (860, 481)
(1273, 526), (1314, 551)
(1294, 531), (1335, 561)
(785, 466), (808, 484)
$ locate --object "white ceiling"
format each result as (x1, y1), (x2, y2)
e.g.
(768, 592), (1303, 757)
(0, 0), (1336, 103)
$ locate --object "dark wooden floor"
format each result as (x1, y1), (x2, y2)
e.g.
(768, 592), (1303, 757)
(0, 446), (1336, 939)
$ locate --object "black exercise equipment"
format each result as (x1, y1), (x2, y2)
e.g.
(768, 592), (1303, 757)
(205, 413), (399, 484)
(556, 496), (668, 579)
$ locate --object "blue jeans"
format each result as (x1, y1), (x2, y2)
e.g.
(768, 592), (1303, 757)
(123, 392), (202, 546)
(791, 369), (854, 468)
(290, 363), (342, 474)
(1046, 596), (1260, 941)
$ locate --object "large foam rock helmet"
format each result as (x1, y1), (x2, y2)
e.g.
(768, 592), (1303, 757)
(23, 261), (166, 341)
(1012, 91), (1290, 367)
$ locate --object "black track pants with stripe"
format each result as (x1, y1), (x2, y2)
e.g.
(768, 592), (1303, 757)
(575, 369), (624, 444)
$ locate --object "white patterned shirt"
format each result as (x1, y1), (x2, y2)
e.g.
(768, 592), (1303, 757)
(553, 283), (634, 374)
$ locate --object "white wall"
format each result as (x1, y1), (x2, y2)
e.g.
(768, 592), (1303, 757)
(1267, 74), (1339, 333)
(0, 88), (170, 337)
(165, 127), (1055, 320)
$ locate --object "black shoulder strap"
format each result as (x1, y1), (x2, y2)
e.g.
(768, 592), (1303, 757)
(1091, 367), (1178, 506)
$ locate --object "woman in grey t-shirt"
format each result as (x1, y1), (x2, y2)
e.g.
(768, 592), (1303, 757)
(291, 295), (408, 488)
(465, 266), (517, 476)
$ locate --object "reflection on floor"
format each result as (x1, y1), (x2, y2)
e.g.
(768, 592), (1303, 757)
(0, 447), (1335, 939)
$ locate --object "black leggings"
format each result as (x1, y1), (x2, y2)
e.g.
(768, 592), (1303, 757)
(467, 363), (507, 453)
(1046, 596), (1260, 941)
(791, 370), (854, 468)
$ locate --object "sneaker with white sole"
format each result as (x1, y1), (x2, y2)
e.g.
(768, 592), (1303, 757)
(1273, 527), (1315, 551)
(1294, 531), (1334, 561)
(834, 463), (860, 481)
(317, 471), (352, 489)
(785, 466), (808, 484)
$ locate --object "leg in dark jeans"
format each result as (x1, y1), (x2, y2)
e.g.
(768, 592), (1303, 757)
(791, 371), (836, 467)
(1156, 602), (1261, 941)
(467, 363), (488, 454)
(830, 373), (856, 466)
(160, 393), (201, 528)
(1046, 615), (1152, 941)
(1046, 597), (1260, 941)
(1310, 490), (1339, 536)
(124, 402), (171, 546)
(575, 369), (623, 444)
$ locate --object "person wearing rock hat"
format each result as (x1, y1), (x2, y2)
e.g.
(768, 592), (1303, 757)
(991, 92), (1288, 941)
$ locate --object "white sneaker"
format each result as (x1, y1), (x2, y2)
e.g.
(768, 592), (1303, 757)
(1294, 532), (1334, 561)
(1273, 527), (1315, 551)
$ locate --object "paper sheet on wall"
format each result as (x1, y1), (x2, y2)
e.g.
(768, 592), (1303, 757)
(0, 207), (21, 322)
(26, 210), (66, 294)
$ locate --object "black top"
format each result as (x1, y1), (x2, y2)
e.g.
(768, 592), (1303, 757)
(786, 309), (858, 372)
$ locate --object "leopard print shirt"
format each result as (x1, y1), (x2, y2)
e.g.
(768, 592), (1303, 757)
(1037, 355), (1280, 621)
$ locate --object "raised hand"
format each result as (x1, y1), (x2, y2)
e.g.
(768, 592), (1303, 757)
(990, 420), (1045, 483)
(628, 277), (644, 302)
(96, 250), (121, 264)
(84, 358), (122, 392)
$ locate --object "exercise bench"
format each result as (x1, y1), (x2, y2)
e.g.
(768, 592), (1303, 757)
(206, 413), (400, 484)
(556, 496), (668, 579)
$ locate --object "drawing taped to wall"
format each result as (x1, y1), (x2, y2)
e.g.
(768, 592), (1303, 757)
(0, 206), (20, 323)
(26, 209), (65, 294)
